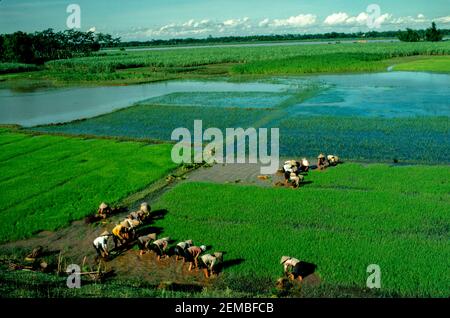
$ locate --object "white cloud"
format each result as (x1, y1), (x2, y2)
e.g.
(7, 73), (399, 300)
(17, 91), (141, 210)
(324, 12), (350, 25)
(120, 12), (449, 40)
(435, 16), (450, 24)
(324, 11), (391, 27)
(271, 14), (317, 27)
(258, 18), (270, 27)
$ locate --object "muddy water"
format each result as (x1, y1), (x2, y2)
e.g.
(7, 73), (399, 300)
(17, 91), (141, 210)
(111, 250), (208, 287)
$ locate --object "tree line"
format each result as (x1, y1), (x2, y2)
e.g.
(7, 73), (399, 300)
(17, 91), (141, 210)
(119, 25), (448, 47)
(0, 29), (121, 64)
(397, 22), (444, 42)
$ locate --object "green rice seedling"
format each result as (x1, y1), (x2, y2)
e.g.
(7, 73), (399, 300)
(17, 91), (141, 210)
(0, 129), (178, 242)
(151, 164), (450, 297)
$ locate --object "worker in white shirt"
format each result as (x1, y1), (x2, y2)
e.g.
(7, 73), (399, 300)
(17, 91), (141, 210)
(93, 231), (110, 258)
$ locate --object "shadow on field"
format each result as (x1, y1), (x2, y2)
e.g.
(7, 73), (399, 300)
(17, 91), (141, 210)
(294, 261), (317, 280)
(150, 209), (168, 220)
(135, 226), (164, 237)
(219, 258), (245, 271)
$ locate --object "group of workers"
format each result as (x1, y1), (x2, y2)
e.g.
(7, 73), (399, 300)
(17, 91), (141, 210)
(110, 202), (150, 248)
(139, 236), (223, 278)
(282, 153), (340, 188)
(92, 154), (340, 281)
(93, 202), (150, 256)
(92, 202), (223, 278)
(282, 158), (309, 188)
(317, 153), (340, 170)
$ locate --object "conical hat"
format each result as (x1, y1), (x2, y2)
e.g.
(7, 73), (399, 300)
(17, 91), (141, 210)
(302, 159), (309, 166)
(140, 202), (149, 213)
(318, 153), (325, 159)
(280, 256), (290, 264)
(99, 202), (108, 209)
(101, 231), (109, 236)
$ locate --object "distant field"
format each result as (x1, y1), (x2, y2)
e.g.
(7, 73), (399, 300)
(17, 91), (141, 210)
(152, 164), (450, 297)
(2, 41), (450, 86)
(393, 55), (450, 73)
(0, 128), (177, 243)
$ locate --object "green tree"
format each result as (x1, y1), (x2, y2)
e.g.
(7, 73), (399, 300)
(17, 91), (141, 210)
(425, 22), (443, 42)
(397, 28), (421, 42)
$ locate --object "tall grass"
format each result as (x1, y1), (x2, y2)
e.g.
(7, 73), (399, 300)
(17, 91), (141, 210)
(43, 41), (450, 78)
(0, 63), (39, 74)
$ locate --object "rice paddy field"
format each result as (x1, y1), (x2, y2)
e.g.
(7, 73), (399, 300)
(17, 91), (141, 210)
(0, 128), (177, 243)
(151, 164), (450, 297)
(1, 40), (449, 298)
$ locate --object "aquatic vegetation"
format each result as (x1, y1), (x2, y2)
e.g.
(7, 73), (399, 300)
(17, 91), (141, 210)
(140, 91), (291, 109)
(32, 104), (272, 141)
(275, 116), (450, 163)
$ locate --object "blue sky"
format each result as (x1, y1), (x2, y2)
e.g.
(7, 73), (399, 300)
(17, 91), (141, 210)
(1, 0), (449, 40)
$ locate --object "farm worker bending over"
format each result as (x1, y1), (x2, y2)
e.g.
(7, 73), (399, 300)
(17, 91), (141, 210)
(140, 202), (151, 219)
(283, 160), (298, 173)
(280, 256), (300, 275)
(317, 153), (329, 170)
(93, 231), (110, 258)
(201, 252), (223, 278)
(137, 233), (157, 256)
(186, 245), (206, 271)
(97, 202), (111, 219)
(289, 172), (304, 188)
(174, 239), (193, 262)
(112, 224), (128, 248)
(289, 261), (317, 282)
(151, 237), (170, 261)
(327, 155), (340, 166)
(128, 211), (141, 221)
(300, 158), (310, 173)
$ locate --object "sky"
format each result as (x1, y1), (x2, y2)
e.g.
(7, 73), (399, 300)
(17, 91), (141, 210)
(0, 0), (449, 40)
